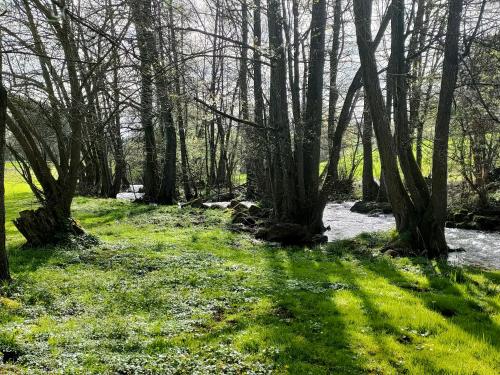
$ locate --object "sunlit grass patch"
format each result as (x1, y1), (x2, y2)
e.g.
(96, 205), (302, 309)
(1, 166), (499, 373)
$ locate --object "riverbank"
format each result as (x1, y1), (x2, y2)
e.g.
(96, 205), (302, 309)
(324, 201), (500, 269)
(1, 167), (499, 373)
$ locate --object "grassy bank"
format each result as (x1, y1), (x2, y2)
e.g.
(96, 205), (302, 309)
(1, 166), (499, 374)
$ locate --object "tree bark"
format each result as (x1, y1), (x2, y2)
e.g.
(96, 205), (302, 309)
(429, 0), (463, 242)
(130, 0), (159, 201)
(168, 5), (193, 201)
(301, 0), (327, 231)
(251, 0), (269, 199)
(289, 0), (305, 203)
(0, 80), (10, 280)
(267, 0), (296, 219)
(327, 0), (342, 151)
(155, 4), (177, 205)
(361, 97), (379, 201)
(156, 77), (177, 205)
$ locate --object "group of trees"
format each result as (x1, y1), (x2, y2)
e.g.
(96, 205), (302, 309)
(0, 0), (499, 277)
(452, 26), (500, 207)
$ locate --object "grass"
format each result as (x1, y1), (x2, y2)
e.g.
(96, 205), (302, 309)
(320, 137), (465, 183)
(1, 165), (499, 374)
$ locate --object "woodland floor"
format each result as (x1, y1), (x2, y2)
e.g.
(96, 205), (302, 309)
(1, 165), (499, 374)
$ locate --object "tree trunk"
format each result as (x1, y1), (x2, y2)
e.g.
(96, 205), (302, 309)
(301, 0), (327, 232)
(392, 0), (430, 214)
(110, 116), (128, 197)
(250, 0), (268, 200)
(428, 0), (463, 257)
(289, 0), (305, 203)
(130, 0), (159, 201)
(0, 82), (10, 280)
(416, 118), (424, 169)
(168, 5), (193, 201)
(156, 80), (177, 205)
(323, 9), (391, 190)
(239, 0), (255, 198)
(355, 0), (462, 258)
(361, 97), (379, 201)
(259, 0), (328, 243)
(327, 0), (342, 151)
(208, 3), (221, 191)
(110, 11), (128, 197)
(267, 0), (296, 219)
(354, 0), (419, 247)
(408, 0), (426, 142)
(13, 207), (84, 247)
(155, 10), (177, 205)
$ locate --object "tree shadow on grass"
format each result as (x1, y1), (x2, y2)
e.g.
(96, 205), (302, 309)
(316, 232), (500, 373)
(353, 252), (500, 351)
(74, 200), (158, 229)
(259, 245), (450, 373)
(259, 247), (368, 374)
(479, 267), (500, 285)
(331, 258), (430, 374)
(7, 245), (58, 274)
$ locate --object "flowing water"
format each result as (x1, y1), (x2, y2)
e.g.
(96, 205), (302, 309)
(116, 188), (499, 269)
(323, 202), (500, 269)
(116, 185), (144, 200)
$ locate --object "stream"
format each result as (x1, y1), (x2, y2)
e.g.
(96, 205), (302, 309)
(323, 202), (500, 269)
(116, 187), (499, 269)
(116, 185), (144, 200)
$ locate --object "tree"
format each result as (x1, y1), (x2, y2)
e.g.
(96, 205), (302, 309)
(155, 0), (177, 205)
(257, 0), (328, 242)
(429, 0), (464, 234)
(0, 34), (10, 280)
(354, 0), (463, 257)
(129, 0), (160, 202)
(76, 0), (129, 198)
(300, 0), (328, 232)
(266, 0), (296, 219)
(250, 0), (268, 199)
(452, 33), (499, 207)
(168, 2), (194, 201)
(5, 0), (89, 246)
(323, 6), (391, 191)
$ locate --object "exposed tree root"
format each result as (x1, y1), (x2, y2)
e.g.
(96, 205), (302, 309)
(13, 207), (96, 248)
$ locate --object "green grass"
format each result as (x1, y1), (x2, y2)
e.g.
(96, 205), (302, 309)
(321, 138), (467, 183)
(1, 166), (499, 374)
